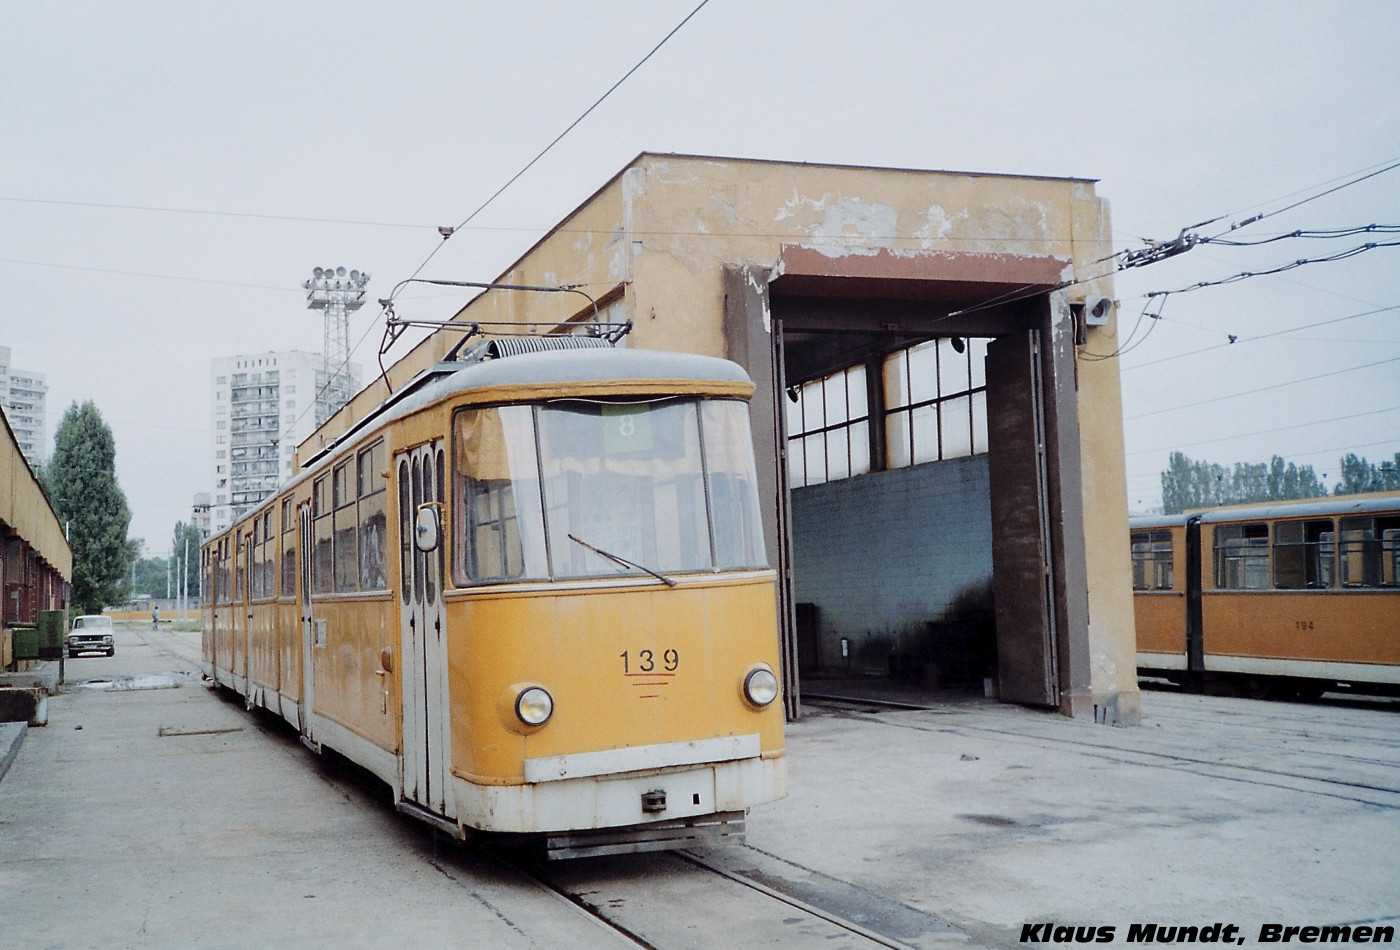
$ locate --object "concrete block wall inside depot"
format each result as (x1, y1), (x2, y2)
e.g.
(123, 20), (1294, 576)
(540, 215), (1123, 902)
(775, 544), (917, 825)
(791, 455), (993, 675)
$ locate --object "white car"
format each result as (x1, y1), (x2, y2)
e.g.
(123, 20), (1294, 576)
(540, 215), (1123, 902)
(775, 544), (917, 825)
(68, 615), (115, 657)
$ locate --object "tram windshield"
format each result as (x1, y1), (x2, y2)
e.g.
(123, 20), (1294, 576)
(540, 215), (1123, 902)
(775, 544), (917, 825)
(453, 398), (766, 585)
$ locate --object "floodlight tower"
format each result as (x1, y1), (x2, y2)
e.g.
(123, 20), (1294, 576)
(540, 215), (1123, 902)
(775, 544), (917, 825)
(303, 266), (370, 423)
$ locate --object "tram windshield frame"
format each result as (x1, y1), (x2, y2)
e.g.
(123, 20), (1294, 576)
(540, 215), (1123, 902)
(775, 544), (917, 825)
(452, 396), (767, 586)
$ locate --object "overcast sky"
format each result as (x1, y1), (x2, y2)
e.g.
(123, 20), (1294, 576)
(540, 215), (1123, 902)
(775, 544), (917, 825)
(3, 0), (1397, 552)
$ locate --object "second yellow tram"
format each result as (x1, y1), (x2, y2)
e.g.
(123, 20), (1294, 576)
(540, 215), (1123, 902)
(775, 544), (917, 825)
(1132, 493), (1400, 697)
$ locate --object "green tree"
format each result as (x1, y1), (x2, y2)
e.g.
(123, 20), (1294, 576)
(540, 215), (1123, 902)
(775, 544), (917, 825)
(1161, 452), (1328, 514)
(1334, 453), (1400, 495)
(45, 401), (132, 614)
(131, 548), (170, 598)
(1161, 451), (1228, 514)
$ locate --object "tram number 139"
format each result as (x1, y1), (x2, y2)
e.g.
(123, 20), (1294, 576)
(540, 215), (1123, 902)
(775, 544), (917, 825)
(621, 649), (679, 674)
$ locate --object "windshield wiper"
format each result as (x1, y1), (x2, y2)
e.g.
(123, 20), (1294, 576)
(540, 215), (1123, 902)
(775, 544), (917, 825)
(567, 534), (677, 587)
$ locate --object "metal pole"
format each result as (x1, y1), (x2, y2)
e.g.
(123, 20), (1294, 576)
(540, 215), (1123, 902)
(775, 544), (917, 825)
(183, 535), (191, 620)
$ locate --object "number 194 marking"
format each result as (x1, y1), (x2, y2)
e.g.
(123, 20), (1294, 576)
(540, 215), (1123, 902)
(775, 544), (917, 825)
(620, 649), (679, 674)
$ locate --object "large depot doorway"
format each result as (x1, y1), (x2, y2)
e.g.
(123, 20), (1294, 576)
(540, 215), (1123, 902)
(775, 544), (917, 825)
(723, 251), (1092, 720)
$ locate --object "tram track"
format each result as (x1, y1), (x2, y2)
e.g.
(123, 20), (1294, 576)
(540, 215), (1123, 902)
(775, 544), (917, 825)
(1138, 703), (1400, 749)
(145, 647), (975, 949)
(802, 696), (1400, 809)
(285, 748), (972, 950)
(486, 844), (980, 950)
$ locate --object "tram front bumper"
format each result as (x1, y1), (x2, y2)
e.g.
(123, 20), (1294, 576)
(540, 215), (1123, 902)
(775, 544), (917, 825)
(452, 743), (786, 835)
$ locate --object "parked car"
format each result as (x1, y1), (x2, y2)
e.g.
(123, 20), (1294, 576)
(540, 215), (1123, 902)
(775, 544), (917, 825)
(68, 615), (115, 657)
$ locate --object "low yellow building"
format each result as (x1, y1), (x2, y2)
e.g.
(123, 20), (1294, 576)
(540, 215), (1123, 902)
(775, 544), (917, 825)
(1, 410), (71, 670)
(299, 153), (1139, 725)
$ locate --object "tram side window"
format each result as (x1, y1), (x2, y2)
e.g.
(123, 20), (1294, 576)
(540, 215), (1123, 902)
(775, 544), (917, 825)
(357, 440), (388, 591)
(263, 510), (275, 596)
(1131, 530), (1174, 590)
(281, 498), (295, 597)
(313, 476), (333, 594)
(1339, 515), (1400, 588)
(333, 461), (358, 592)
(454, 406), (549, 584)
(702, 400), (767, 569)
(235, 534), (245, 601)
(252, 515), (262, 598)
(248, 520), (262, 599)
(1273, 519), (1335, 589)
(1214, 522), (1269, 589)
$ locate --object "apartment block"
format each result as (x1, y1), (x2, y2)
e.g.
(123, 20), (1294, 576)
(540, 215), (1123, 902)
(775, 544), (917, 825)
(0, 346), (48, 469)
(210, 350), (360, 532)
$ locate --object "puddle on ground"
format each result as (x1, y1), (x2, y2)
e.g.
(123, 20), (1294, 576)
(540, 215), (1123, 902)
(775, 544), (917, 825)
(71, 672), (194, 691)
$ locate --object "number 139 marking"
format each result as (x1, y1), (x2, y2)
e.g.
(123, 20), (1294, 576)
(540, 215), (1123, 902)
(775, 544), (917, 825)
(620, 649), (679, 673)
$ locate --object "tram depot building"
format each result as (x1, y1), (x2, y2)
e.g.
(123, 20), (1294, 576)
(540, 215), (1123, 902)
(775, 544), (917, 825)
(1, 409), (71, 695)
(302, 153), (1139, 726)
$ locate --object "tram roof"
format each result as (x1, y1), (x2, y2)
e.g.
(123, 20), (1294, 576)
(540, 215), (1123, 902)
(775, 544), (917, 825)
(301, 346), (753, 470)
(1130, 492), (1400, 529)
(395, 346), (750, 415)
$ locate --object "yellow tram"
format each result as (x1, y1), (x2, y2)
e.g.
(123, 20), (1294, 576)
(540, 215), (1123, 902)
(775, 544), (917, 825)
(203, 338), (787, 857)
(1131, 493), (1400, 697)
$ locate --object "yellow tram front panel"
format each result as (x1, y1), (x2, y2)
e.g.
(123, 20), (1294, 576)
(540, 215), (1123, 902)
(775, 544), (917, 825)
(444, 571), (784, 784)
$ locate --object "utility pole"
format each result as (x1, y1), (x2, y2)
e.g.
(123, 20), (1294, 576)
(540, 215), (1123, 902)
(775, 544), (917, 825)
(183, 534), (191, 620)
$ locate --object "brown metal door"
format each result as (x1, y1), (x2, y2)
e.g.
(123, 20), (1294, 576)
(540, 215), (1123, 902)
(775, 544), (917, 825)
(985, 330), (1058, 706)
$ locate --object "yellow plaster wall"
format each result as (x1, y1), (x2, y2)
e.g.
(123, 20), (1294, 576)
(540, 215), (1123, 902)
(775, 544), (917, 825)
(1066, 186), (1140, 718)
(1, 416), (71, 579)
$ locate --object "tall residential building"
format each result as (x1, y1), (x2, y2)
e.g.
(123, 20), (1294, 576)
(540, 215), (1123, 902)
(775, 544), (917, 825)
(210, 350), (361, 533)
(191, 493), (212, 540)
(0, 345), (49, 469)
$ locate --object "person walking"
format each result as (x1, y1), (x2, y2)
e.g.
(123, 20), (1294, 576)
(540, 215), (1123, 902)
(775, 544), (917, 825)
(152, 604), (160, 630)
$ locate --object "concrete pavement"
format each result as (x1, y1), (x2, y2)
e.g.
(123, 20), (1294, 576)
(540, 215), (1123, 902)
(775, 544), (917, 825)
(2, 621), (1398, 948)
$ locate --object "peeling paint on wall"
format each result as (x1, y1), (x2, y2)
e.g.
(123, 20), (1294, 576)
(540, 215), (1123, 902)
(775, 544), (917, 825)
(914, 204), (968, 245)
(811, 198), (898, 258)
(772, 193), (900, 258)
(744, 268), (771, 335)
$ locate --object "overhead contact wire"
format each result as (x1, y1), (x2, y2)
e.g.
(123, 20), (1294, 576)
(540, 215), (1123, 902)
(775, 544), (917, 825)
(387, 0), (714, 304)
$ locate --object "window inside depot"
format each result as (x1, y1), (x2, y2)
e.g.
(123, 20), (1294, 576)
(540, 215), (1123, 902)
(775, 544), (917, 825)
(785, 337), (989, 490)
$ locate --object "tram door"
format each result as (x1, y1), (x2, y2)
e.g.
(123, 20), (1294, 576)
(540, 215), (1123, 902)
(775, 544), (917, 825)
(243, 531), (254, 701)
(297, 503), (318, 748)
(234, 530), (249, 695)
(396, 442), (454, 818)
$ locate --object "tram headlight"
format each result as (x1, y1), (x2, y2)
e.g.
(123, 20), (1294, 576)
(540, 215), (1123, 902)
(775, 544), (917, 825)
(743, 665), (779, 708)
(514, 686), (554, 726)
